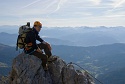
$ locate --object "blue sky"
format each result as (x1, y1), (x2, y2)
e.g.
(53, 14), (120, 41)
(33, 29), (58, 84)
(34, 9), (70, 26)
(0, 0), (125, 27)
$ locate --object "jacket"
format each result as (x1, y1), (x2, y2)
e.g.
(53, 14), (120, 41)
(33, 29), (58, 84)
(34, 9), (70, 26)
(24, 27), (44, 54)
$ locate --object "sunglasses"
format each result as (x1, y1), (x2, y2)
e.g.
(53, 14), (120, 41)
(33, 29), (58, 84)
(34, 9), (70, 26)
(38, 26), (42, 28)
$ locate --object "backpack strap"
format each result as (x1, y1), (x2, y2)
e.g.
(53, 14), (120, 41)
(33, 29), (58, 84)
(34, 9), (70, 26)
(16, 34), (26, 51)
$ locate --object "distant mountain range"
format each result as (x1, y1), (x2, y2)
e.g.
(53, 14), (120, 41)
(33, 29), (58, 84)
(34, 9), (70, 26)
(0, 32), (17, 46)
(0, 43), (125, 84)
(99, 68), (125, 84)
(0, 25), (125, 47)
(0, 32), (74, 46)
(0, 43), (17, 64)
(52, 43), (125, 84)
(0, 43), (17, 75)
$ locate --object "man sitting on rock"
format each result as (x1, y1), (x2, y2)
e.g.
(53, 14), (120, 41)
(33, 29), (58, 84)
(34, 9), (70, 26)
(24, 21), (57, 70)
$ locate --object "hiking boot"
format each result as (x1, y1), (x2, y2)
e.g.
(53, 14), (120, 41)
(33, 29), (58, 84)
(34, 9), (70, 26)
(43, 67), (48, 71)
(43, 64), (48, 71)
(48, 56), (57, 62)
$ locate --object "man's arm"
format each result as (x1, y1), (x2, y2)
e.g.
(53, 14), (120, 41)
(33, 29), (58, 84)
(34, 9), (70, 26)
(36, 34), (52, 50)
(36, 35), (46, 44)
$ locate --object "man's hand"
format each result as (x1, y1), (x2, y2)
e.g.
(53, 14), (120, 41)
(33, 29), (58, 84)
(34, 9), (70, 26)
(46, 42), (52, 50)
(36, 47), (42, 53)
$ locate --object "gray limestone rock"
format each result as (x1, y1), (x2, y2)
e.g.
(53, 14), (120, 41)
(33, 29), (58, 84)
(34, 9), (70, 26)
(8, 53), (94, 84)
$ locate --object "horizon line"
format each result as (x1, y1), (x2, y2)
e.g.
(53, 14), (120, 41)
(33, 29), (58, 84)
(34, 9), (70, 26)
(0, 25), (125, 28)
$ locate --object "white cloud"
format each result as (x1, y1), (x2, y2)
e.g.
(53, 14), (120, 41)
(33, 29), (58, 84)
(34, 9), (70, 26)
(45, 0), (68, 16)
(112, 0), (125, 8)
(89, 0), (101, 5)
(106, 14), (125, 17)
(104, 0), (125, 19)
(54, 0), (68, 12)
(0, 0), (125, 27)
(21, 0), (41, 9)
(68, 0), (101, 5)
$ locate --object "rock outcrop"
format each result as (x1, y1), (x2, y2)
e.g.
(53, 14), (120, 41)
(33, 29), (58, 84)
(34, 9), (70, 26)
(9, 53), (94, 84)
(0, 75), (9, 84)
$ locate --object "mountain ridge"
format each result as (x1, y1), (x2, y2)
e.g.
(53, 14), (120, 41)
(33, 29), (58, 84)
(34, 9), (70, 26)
(4, 53), (94, 84)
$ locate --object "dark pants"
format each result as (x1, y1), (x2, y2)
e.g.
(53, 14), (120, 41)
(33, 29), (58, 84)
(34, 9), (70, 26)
(31, 43), (52, 67)
(37, 43), (52, 58)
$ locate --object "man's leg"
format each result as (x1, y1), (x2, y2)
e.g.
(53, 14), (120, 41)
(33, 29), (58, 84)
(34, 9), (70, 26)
(32, 51), (47, 69)
(37, 43), (52, 58)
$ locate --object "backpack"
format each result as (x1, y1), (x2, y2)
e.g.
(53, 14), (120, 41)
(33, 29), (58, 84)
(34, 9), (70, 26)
(16, 22), (32, 50)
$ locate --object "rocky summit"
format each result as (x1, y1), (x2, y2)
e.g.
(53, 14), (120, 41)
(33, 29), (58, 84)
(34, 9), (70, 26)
(6, 53), (94, 84)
